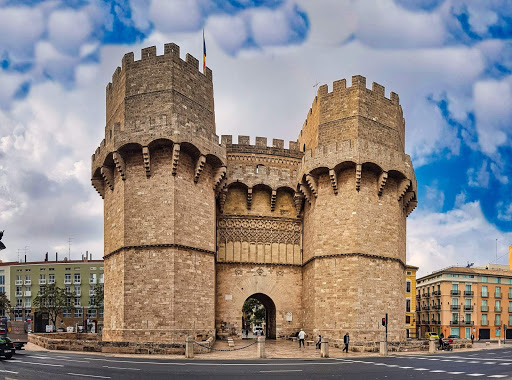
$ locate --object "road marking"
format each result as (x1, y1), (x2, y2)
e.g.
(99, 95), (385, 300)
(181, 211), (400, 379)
(68, 374), (111, 379)
(469, 361), (480, 363)
(10, 361), (63, 367)
(499, 363), (512, 366)
(0, 369), (18, 374)
(27, 356), (90, 364)
(441, 359), (452, 362)
(454, 360), (465, 362)
(483, 362), (497, 364)
(488, 376), (508, 378)
(103, 366), (141, 371)
(260, 370), (303, 373)
(448, 372), (465, 374)
(398, 366), (413, 369)
(428, 358), (440, 361)
(414, 368), (429, 371)
(431, 370), (446, 373)
(467, 374), (485, 377)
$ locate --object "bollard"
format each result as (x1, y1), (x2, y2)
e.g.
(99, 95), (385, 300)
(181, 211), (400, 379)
(380, 341), (388, 356)
(258, 336), (266, 358)
(321, 337), (329, 358)
(185, 336), (194, 358)
(429, 336), (436, 353)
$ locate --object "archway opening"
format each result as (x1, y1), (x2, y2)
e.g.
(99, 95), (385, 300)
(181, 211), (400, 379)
(241, 293), (276, 339)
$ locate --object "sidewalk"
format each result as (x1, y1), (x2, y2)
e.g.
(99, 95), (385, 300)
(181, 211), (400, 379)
(23, 339), (508, 361)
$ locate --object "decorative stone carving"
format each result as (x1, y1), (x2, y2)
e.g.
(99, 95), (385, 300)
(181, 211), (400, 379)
(142, 146), (150, 177)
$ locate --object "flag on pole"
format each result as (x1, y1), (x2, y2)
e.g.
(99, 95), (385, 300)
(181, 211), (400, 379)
(203, 29), (206, 72)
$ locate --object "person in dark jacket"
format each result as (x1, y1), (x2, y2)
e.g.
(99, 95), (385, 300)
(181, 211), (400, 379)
(316, 335), (322, 349)
(343, 333), (350, 352)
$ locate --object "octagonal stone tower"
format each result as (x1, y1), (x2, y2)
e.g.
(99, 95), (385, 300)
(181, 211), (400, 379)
(297, 76), (417, 341)
(91, 43), (226, 344)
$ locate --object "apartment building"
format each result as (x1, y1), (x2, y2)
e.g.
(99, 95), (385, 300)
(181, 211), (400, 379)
(405, 265), (418, 339)
(417, 253), (512, 340)
(0, 255), (104, 330)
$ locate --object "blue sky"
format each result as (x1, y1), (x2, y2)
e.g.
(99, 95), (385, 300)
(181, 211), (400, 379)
(0, 0), (511, 275)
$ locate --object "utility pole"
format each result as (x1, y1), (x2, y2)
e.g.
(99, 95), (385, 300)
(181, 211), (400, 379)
(496, 238), (498, 264)
(68, 238), (72, 261)
(385, 313), (388, 344)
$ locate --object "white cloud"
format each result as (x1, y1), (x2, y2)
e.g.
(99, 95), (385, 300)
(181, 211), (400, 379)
(47, 8), (93, 55)
(408, 201), (512, 277)
(473, 75), (512, 155)
(497, 201), (512, 222)
(149, 0), (203, 34)
(0, 6), (45, 59)
(467, 160), (490, 188)
(207, 14), (248, 55)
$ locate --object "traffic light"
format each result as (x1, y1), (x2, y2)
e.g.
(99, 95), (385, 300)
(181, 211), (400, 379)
(0, 231), (4, 251)
(382, 317), (387, 326)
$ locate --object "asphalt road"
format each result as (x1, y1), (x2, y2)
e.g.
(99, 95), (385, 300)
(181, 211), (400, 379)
(0, 348), (511, 379)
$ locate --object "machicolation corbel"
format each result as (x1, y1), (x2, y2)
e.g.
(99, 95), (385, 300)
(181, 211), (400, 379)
(299, 184), (312, 204)
(113, 152), (126, 180)
(293, 192), (304, 217)
(247, 187), (253, 210)
(402, 191), (415, 210)
(91, 178), (105, 199)
(213, 166), (227, 190)
(329, 169), (338, 195)
(194, 155), (206, 183)
(218, 189), (227, 213)
(100, 166), (114, 191)
(377, 171), (388, 196)
(397, 179), (411, 201)
(171, 143), (180, 176)
(355, 164), (362, 191)
(305, 174), (318, 198)
(142, 147), (151, 177)
(270, 190), (277, 212)
(406, 200), (418, 217)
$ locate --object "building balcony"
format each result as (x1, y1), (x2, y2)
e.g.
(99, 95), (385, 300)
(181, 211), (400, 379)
(421, 320), (428, 325)
(495, 321), (502, 326)
(432, 290), (441, 296)
(481, 306), (489, 312)
(422, 306), (430, 311)
(495, 294), (502, 299)
(451, 305), (460, 310)
(416, 295), (421, 300)
(464, 305), (474, 311)
(89, 290), (95, 296)
(23, 291), (31, 297)
(464, 291), (474, 296)
(74, 280), (81, 285)
(415, 307), (420, 312)
(450, 320), (460, 326)
(450, 290), (461, 296)
(15, 280), (22, 286)
(482, 320), (489, 326)
(39, 279), (46, 285)
(464, 321), (474, 326)
(431, 320), (441, 325)
(482, 293), (489, 298)
(24, 280), (31, 286)
(495, 307), (502, 312)
(89, 280), (97, 285)
(48, 279), (55, 284)
(64, 279), (71, 284)
(423, 292), (430, 298)
(15, 292), (22, 297)
(432, 304), (441, 310)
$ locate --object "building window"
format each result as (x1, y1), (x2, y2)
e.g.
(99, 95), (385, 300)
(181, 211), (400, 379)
(255, 164), (265, 174)
(496, 287), (502, 297)
(405, 315), (411, 324)
(99, 308), (104, 318)
(89, 273), (97, 284)
(25, 298), (31, 308)
(452, 313), (459, 322)
(496, 328), (501, 337)
(62, 309), (71, 318)
(65, 268), (71, 271)
(74, 267), (80, 271)
(90, 267), (96, 270)
(482, 314), (488, 325)
(40, 268), (45, 271)
(74, 308), (83, 318)
(406, 281), (411, 293)
(25, 269), (30, 272)
(74, 274), (81, 284)
(87, 309), (97, 318)
(496, 278), (501, 284)
(0, 276), (4, 286)
(407, 271), (411, 275)
(496, 314), (501, 325)
(65, 274), (71, 284)
(16, 286), (22, 297)
(496, 300), (501, 311)
(65, 285), (71, 295)
(49, 268), (54, 271)
(74, 285), (81, 296)
(482, 276), (488, 283)
(99, 273), (104, 284)
(406, 299), (411, 312)
(482, 286), (488, 297)
(49, 274), (55, 284)
(74, 298), (81, 307)
(16, 298), (22, 307)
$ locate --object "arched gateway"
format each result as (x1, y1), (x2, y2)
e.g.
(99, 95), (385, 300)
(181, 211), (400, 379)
(243, 293), (277, 339)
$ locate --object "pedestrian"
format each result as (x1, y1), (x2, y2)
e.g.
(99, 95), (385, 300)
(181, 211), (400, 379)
(316, 335), (322, 349)
(438, 335), (443, 350)
(343, 332), (350, 353)
(298, 328), (306, 348)
(471, 333), (474, 344)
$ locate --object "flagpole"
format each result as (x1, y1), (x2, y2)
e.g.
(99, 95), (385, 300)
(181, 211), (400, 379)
(203, 29), (206, 73)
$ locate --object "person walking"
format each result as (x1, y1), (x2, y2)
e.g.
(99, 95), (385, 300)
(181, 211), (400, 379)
(298, 328), (306, 348)
(343, 332), (350, 353)
(316, 335), (322, 349)
(471, 333), (474, 344)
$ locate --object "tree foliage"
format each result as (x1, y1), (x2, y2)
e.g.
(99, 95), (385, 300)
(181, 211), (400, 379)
(0, 292), (11, 317)
(33, 284), (73, 330)
(242, 298), (266, 326)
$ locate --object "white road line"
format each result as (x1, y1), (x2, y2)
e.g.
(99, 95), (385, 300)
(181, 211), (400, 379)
(10, 361), (63, 367)
(28, 357), (90, 364)
(428, 358), (440, 361)
(469, 361), (481, 363)
(413, 368), (429, 371)
(431, 370), (446, 373)
(441, 359), (452, 362)
(454, 360), (466, 362)
(488, 376), (508, 378)
(483, 362), (497, 364)
(374, 363), (387, 366)
(448, 372), (465, 374)
(67, 373), (111, 379)
(398, 366), (413, 369)
(499, 363), (512, 366)
(467, 374), (486, 377)
(103, 366), (141, 371)
(0, 369), (18, 374)
(260, 370), (303, 373)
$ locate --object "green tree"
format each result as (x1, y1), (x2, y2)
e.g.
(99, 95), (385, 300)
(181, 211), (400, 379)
(90, 284), (104, 317)
(33, 284), (73, 330)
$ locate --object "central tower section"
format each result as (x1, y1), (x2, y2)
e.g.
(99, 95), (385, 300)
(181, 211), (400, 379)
(91, 44), (226, 343)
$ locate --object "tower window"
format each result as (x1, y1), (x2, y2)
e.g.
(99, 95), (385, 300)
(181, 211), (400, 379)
(256, 164), (264, 174)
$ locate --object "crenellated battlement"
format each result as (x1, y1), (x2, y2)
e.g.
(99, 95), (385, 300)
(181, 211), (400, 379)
(299, 75), (405, 155)
(222, 135), (302, 159)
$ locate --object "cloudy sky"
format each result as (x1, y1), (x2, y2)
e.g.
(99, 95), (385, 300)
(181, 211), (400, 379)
(0, 0), (511, 276)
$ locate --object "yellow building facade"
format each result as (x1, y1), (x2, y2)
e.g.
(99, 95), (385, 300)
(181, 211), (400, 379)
(405, 265), (418, 338)
(417, 256), (512, 340)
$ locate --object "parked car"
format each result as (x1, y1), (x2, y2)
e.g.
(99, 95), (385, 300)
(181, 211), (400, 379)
(425, 332), (439, 339)
(253, 326), (264, 335)
(0, 337), (15, 359)
(447, 335), (459, 339)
